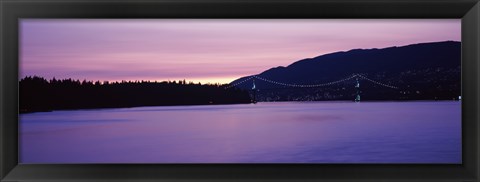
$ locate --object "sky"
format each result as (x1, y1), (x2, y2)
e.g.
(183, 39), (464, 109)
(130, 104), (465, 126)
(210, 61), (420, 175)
(20, 19), (460, 84)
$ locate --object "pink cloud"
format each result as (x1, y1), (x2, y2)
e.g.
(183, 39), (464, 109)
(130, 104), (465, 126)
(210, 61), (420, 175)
(20, 19), (460, 84)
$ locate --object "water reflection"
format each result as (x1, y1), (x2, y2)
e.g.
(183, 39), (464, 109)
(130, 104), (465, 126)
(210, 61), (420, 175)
(19, 101), (461, 163)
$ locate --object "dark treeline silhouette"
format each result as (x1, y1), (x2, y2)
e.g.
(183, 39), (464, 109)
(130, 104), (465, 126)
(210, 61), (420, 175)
(20, 76), (252, 113)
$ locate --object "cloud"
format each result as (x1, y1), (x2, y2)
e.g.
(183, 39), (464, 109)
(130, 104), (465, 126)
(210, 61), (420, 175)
(20, 19), (461, 83)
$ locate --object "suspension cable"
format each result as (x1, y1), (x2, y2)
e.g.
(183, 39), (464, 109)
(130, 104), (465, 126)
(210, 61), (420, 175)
(226, 74), (399, 89)
(252, 74), (357, 88)
(224, 76), (254, 89)
(355, 74), (399, 89)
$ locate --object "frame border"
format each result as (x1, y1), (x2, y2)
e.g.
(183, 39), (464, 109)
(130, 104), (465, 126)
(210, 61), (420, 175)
(1, 0), (479, 181)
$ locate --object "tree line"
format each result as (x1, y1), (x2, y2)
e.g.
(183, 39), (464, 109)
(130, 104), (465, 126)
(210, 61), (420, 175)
(20, 76), (252, 113)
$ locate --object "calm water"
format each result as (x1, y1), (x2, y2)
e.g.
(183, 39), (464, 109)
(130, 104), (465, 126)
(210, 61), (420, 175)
(19, 101), (461, 163)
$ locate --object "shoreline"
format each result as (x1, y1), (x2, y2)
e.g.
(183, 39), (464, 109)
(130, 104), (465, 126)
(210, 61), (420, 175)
(20, 99), (461, 114)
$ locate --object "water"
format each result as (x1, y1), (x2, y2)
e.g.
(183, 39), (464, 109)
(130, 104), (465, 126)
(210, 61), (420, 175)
(19, 101), (461, 164)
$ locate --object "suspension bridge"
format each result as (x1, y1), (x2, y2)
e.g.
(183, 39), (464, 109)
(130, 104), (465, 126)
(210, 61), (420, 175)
(225, 74), (399, 102)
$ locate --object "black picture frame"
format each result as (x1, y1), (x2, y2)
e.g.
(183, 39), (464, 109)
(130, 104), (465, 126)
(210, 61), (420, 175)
(1, 0), (479, 181)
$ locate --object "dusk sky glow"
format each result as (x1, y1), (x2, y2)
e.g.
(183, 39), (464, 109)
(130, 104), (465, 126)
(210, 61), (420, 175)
(20, 19), (460, 84)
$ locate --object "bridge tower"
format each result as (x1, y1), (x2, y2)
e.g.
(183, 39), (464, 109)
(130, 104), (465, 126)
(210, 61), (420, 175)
(252, 79), (257, 103)
(355, 77), (361, 102)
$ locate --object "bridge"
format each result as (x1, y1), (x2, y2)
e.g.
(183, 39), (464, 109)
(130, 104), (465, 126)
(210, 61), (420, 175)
(225, 74), (399, 102)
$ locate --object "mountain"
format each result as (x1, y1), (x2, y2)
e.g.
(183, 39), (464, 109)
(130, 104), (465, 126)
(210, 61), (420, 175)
(230, 41), (461, 101)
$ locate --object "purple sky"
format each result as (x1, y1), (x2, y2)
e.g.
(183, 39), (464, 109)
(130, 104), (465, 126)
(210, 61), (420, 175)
(20, 19), (460, 84)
